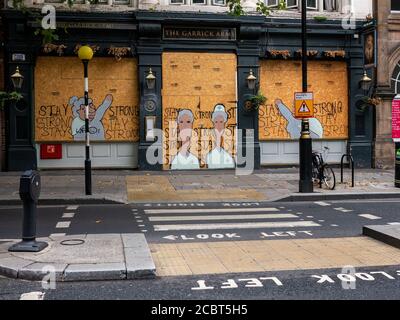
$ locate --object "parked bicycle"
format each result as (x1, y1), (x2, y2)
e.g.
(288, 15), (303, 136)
(312, 146), (336, 190)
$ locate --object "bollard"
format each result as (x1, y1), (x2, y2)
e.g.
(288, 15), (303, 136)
(8, 170), (48, 252)
(396, 143), (400, 188)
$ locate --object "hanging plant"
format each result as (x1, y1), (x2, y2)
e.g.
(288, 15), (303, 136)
(0, 91), (23, 110)
(42, 43), (67, 56)
(294, 50), (319, 58)
(267, 50), (291, 59)
(245, 91), (267, 112)
(107, 46), (132, 61)
(361, 96), (381, 107)
(74, 44), (100, 55)
(323, 50), (346, 59)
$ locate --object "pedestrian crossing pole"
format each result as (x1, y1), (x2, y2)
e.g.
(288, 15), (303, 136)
(78, 46), (94, 196)
(299, 0), (314, 193)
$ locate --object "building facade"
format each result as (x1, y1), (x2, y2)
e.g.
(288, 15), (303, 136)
(0, 0), (5, 171)
(375, 0), (400, 168)
(1, 0), (373, 171)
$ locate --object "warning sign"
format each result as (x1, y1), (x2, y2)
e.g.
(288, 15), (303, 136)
(294, 92), (314, 119)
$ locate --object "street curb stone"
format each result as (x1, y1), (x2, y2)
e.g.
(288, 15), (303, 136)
(18, 263), (68, 281)
(276, 192), (400, 202)
(63, 263), (127, 281)
(363, 225), (400, 249)
(0, 257), (34, 279)
(122, 234), (156, 279)
(0, 197), (126, 206)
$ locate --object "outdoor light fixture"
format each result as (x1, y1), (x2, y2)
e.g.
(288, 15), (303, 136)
(78, 45), (94, 62)
(77, 45), (94, 196)
(11, 66), (24, 90)
(146, 68), (156, 90)
(246, 69), (257, 90)
(360, 70), (372, 94)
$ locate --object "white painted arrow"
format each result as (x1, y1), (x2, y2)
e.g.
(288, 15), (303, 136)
(163, 235), (179, 241)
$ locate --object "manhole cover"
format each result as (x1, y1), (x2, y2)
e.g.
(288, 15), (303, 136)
(60, 239), (85, 246)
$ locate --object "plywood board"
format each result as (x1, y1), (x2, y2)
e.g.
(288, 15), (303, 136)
(259, 60), (349, 140)
(162, 52), (237, 170)
(35, 57), (139, 142)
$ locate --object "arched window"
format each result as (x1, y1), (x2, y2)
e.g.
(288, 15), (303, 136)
(391, 62), (400, 94)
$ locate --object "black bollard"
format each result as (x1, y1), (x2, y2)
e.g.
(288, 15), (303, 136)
(8, 170), (48, 252)
(396, 143), (400, 188)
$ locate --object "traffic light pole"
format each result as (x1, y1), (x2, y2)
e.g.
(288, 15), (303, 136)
(299, 0), (314, 193)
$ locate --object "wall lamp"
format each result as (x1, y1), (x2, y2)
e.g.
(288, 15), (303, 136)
(246, 69), (257, 90)
(11, 66), (24, 90)
(146, 68), (156, 90)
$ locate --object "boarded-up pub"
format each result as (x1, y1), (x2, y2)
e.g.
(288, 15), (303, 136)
(1, 4), (374, 171)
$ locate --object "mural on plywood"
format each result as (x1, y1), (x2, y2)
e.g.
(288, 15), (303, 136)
(259, 60), (349, 140)
(34, 57), (140, 142)
(162, 52), (237, 170)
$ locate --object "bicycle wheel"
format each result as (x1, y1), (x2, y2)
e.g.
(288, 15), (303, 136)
(322, 165), (336, 190)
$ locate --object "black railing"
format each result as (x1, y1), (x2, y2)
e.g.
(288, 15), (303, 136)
(340, 153), (354, 188)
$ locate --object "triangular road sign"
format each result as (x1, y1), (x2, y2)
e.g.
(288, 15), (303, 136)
(299, 101), (310, 113)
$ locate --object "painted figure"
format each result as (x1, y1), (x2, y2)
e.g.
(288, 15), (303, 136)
(171, 109), (200, 170)
(70, 94), (113, 141)
(274, 99), (324, 139)
(205, 104), (235, 169)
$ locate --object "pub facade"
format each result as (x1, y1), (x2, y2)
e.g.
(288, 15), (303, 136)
(1, 0), (374, 171)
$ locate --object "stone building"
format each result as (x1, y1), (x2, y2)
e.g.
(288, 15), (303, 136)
(1, 0), (373, 171)
(0, 0), (5, 171)
(375, 0), (400, 168)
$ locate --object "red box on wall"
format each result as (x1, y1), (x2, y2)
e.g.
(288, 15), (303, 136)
(40, 144), (62, 159)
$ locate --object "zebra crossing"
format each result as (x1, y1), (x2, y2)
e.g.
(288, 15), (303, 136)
(140, 206), (322, 233)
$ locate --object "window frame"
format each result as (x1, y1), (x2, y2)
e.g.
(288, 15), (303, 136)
(306, 0), (318, 10)
(392, 0), (400, 12)
(170, 0), (186, 4)
(212, 0), (226, 5)
(192, 0), (207, 5)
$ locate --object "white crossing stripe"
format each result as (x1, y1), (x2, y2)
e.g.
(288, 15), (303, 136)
(62, 212), (75, 218)
(314, 201), (331, 206)
(56, 221), (71, 228)
(388, 222), (400, 225)
(144, 207), (280, 214)
(154, 221), (320, 231)
(66, 205), (78, 210)
(20, 292), (45, 300)
(149, 213), (298, 222)
(50, 233), (66, 237)
(358, 214), (382, 220)
(334, 208), (354, 213)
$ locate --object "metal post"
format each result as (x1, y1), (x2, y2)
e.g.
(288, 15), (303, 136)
(9, 171), (48, 252)
(83, 60), (92, 195)
(299, 0), (313, 193)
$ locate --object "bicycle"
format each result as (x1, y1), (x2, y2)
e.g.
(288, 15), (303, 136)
(312, 146), (336, 190)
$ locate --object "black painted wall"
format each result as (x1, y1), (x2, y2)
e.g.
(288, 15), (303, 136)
(0, 10), (372, 170)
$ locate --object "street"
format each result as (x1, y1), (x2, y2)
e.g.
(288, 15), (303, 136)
(1, 198), (400, 300)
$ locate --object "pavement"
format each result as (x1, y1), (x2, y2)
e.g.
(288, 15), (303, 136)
(0, 167), (399, 205)
(0, 233), (156, 281)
